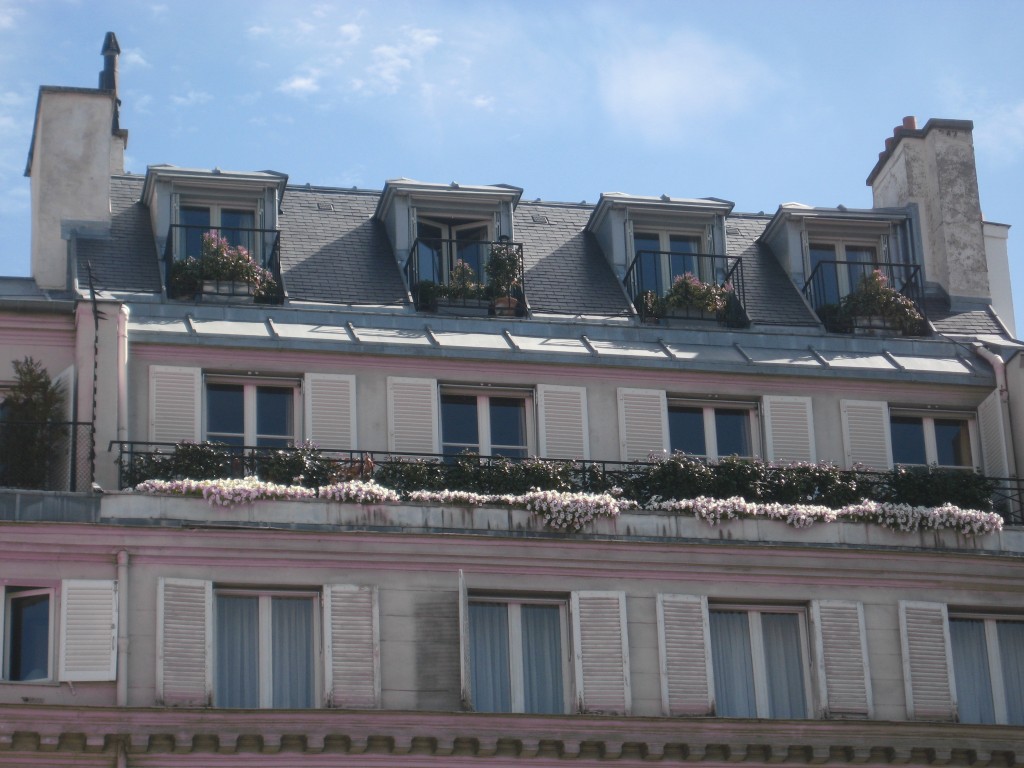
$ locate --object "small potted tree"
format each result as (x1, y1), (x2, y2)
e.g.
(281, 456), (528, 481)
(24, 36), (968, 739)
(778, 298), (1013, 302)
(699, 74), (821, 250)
(485, 238), (523, 316)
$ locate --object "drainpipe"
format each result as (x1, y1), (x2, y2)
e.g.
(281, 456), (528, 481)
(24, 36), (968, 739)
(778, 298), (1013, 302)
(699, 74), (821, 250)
(973, 342), (1018, 476)
(117, 305), (129, 442)
(116, 549), (129, 706)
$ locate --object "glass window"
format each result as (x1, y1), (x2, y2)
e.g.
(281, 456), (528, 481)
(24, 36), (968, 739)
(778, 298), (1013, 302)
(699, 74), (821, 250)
(808, 244), (840, 307)
(934, 419), (971, 467)
(178, 204), (257, 261)
(206, 381), (296, 448)
(441, 391), (530, 458)
(950, 616), (1024, 725)
(469, 599), (566, 714)
(441, 394), (479, 455)
(709, 607), (808, 719)
(890, 416), (927, 465)
(668, 402), (755, 460)
(668, 406), (706, 457)
(633, 232), (663, 296)
(215, 590), (316, 709)
(207, 383), (245, 446)
(4, 587), (52, 682)
(256, 386), (295, 448)
(633, 231), (710, 298)
(890, 414), (974, 468)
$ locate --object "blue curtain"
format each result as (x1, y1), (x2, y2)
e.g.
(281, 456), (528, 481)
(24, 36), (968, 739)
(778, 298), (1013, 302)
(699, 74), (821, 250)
(271, 597), (314, 708)
(522, 605), (563, 713)
(710, 611), (756, 717)
(216, 595), (259, 707)
(470, 603), (511, 712)
(761, 613), (806, 718)
(950, 619), (995, 723)
(997, 621), (1024, 725)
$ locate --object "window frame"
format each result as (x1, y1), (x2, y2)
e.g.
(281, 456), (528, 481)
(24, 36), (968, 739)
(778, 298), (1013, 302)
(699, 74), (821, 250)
(176, 196), (262, 263)
(889, 410), (979, 469)
(805, 235), (887, 301)
(667, 398), (760, 461)
(440, 386), (535, 458)
(212, 586), (322, 709)
(467, 594), (572, 714)
(708, 603), (813, 719)
(2, 585), (56, 684)
(416, 217), (495, 286)
(203, 375), (301, 448)
(948, 611), (1024, 725)
(632, 227), (712, 296)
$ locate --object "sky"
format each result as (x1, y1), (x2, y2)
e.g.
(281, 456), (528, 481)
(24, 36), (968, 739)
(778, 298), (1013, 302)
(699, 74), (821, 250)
(0, 0), (1021, 331)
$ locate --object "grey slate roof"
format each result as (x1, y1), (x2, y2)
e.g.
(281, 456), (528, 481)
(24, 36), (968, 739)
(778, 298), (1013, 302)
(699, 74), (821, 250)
(925, 298), (1007, 336)
(76, 175), (161, 292)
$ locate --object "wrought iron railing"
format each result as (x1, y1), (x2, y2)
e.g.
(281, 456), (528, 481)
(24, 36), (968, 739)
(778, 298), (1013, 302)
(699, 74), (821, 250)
(0, 421), (94, 491)
(163, 224), (284, 304)
(803, 260), (925, 334)
(623, 251), (747, 326)
(404, 238), (527, 316)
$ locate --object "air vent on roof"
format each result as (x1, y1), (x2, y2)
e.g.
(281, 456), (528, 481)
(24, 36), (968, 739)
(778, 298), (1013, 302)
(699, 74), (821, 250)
(318, 202), (335, 212)
(531, 214), (549, 224)
(726, 226), (740, 236)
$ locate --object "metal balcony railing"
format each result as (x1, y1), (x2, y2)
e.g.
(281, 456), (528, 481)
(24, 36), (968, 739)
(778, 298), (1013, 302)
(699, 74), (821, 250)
(163, 224), (284, 304)
(624, 251), (747, 326)
(803, 260), (925, 334)
(0, 421), (94, 491)
(404, 238), (527, 316)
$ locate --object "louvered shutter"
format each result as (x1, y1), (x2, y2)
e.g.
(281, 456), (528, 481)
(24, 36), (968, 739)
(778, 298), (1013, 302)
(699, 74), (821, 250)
(537, 384), (589, 459)
(304, 373), (356, 450)
(978, 390), (1009, 478)
(657, 594), (714, 716)
(149, 366), (201, 443)
(59, 579), (117, 682)
(763, 396), (815, 463)
(899, 601), (956, 721)
(571, 591), (630, 714)
(324, 585), (379, 708)
(387, 377), (438, 454)
(840, 400), (893, 470)
(458, 570), (472, 710)
(811, 600), (873, 718)
(618, 388), (668, 462)
(157, 578), (212, 706)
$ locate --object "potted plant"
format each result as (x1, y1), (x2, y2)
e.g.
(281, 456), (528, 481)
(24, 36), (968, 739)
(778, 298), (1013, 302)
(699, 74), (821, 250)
(664, 273), (733, 316)
(415, 280), (443, 311)
(485, 239), (523, 316)
(170, 232), (278, 302)
(446, 260), (485, 302)
(839, 270), (925, 335)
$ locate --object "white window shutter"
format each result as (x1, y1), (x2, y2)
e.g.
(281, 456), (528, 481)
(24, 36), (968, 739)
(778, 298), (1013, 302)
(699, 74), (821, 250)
(304, 373), (357, 450)
(840, 400), (893, 470)
(323, 585), (380, 709)
(899, 601), (956, 721)
(149, 366), (201, 444)
(978, 389), (1009, 478)
(59, 579), (117, 682)
(458, 570), (472, 710)
(387, 377), (438, 454)
(617, 388), (669, 462)
(811, 600), (873, 718)
(571, 591), (630, 715)
(537, 384), (590, 459)
(657, 594), (714, 716)
(763, 395), (815, 463)
(157, 577), (212, 707)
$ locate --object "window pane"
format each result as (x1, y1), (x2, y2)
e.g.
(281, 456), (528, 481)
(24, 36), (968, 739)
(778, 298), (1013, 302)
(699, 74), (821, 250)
(633, 233), (662, 295)
(668, 406), (706, 456)
(469, 603), (511, 712)
(710, 610), (756, 717)
(761, 613), (806, 719)
(809, 244), (839, 306)
(845, 246), (877, 290)
(181, 206), (211, 259)
(490, 397), (527, 458)
(9, 593), (49, 681)
(271, 597), (314, 708)
(891, 416), (927, 465)
(934, 419), (971, 467)
(216, 595), (259, 708)
(220, 209), (255, 253)
(207, 384), (244, 445)
(715, 409), (751, 458)
(997, 621), (1024, 725)
(256, 387), (293, 448)
(441, 394), (479, 455)
(950, 618), (995, 724)
(457, 225), (488, 278)
(521, 604), (564, 714)
(668, 235), (699, 279)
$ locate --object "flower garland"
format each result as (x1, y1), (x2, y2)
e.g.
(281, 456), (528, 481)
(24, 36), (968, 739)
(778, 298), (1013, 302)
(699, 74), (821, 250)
(134, 478), (1002, 536)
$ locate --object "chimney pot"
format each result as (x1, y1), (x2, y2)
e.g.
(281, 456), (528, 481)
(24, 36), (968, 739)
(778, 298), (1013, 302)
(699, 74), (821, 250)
(903, 115), (917, 130)
(885, 137), (895, 151)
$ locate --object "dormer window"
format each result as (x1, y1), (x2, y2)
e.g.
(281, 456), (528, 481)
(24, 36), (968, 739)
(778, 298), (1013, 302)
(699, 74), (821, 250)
(180, 204), (257, 260)
(807, 238), (884, 307)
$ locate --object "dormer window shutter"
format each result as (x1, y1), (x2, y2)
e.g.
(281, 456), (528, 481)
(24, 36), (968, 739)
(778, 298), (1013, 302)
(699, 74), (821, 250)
(881, 233), (890, 262)
(705, 221), (715, 255)
(407, 206), (418, 263)
(493, 210), (501, 240)
(800, 230), (810, 275)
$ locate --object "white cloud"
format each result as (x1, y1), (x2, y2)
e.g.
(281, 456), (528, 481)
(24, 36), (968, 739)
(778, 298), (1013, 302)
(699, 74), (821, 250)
(0, 90), (26, 108)
(338, 23), (361, 45)
(122, 49), (149, 69)
(171, 90), (212, 106)
(247, 25), (271, 38)
(471, 95), (494, 110)
(278, 74), (320, 95)
(0, 0), (21, 29)
(973, 101), (1024, 163)
(364, 26), (440, 94)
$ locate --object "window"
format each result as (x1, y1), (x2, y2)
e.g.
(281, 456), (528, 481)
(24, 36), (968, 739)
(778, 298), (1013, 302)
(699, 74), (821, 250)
(3, 587), (53, 682)
(440, 389), (532, 458)
(180, 203), (257, 260)
(890, 413), (976, 468)
(215, 589), (318, 708)
(468, 597), (569, 714)
(205, 379), (297, 448)
(632, 230), (709, 297)
(807, 240), (882, 306)
(949, 615), (1024, 725)
(709, 606), (809, 718)
(414, 218), (492, 286)
(668, 401), (756, 460)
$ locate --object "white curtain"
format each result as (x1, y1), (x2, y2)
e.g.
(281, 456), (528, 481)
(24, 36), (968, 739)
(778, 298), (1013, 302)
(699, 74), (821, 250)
(470, 603), (511, 712)
(521, 604), (563, 714)
(271, 597), (314, 708)
(710, 611), (756, 717)
(216, 595), (259, 707)
(950, 619), (995, 723)
(997, 621), (1024, 725)
(761, 613), (806, 718)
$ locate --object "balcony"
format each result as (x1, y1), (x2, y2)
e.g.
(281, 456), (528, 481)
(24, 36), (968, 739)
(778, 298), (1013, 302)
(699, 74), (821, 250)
(163, 225), (284, 304)
(803, 261), (926, 335)
(624, 252), (748, 326)
(405, 238), (527, 317)
(0, 421), (94, 491)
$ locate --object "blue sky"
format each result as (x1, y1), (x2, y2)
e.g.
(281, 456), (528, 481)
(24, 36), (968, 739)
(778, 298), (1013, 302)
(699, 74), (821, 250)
(0, 0), (1021, 330)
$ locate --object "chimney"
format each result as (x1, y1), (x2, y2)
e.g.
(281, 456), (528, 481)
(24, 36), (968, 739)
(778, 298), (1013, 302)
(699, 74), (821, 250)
(867, 117), (991, 310)
(99, 31), (121, 132)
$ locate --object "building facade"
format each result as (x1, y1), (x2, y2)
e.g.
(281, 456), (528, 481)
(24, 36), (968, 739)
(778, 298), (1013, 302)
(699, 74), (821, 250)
(1, 34), (1023, 767)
